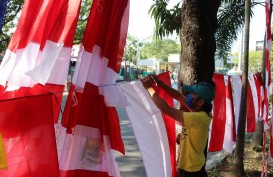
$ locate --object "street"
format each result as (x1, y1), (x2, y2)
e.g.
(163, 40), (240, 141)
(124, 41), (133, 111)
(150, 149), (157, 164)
(115, 107), (147, 177)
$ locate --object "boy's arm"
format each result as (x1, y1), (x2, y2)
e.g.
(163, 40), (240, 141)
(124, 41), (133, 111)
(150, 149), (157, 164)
(141, 76), (184, 124)
(150, 74), (186, 103)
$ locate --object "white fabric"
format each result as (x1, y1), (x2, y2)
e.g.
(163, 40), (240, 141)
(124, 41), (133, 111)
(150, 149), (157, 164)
(231, 76), (241, 134)
(99, 84), (129, 107)
(56, 124), (121, 177)
(0, 41), (71, 90)
(248, 75), (259, 122)
(223, 76), (235, 153)
(118, 81), (172, 177)
(72, 45), (118, 90)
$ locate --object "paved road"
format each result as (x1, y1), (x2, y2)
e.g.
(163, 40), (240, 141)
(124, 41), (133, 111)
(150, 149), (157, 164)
(115, 107), (147, 177)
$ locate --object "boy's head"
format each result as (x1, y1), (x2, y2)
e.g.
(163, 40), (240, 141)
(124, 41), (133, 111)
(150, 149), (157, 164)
(183, 82), (215, 104)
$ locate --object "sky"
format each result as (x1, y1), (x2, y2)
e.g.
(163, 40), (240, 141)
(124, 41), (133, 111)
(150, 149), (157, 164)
(128, 0), (180, 40)
(128, 0), (267, 53)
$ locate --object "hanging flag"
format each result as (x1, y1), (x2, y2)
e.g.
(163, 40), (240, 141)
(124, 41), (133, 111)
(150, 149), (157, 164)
(0, 0), (8, 31)
(253, 73), (264, 119)
(249, 74), (260, 123)
(0, 132), (7, 170)
(0, 0), (82, 176)
(118, 81), (172, 177)
(0, 94), (59, 177)
(0, 0), (82, 122)
(223, 75), (236, 152)
(209, 73), (226, 152)
(152, 72), (176, 177)
(59, 0), (129, 176)
(246, 77), (256, 133)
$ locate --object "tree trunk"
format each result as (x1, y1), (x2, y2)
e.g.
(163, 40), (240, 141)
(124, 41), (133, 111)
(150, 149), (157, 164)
(179, 0), (220, 85)
(232, 0), (251, 176)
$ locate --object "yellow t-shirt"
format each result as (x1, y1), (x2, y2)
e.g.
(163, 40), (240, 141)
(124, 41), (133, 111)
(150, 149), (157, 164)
(178, 111), (211, 172)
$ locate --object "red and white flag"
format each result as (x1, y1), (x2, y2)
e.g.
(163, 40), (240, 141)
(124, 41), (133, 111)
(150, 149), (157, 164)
(0, 0), (82, 176)
(209, 73), (227, 152)
(58, 0), (129, 176)
(0, 0), (82, 122)
(118, 79), (173, 177)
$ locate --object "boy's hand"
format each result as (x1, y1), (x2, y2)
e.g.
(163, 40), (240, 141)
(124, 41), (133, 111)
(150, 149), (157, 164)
(141, 76), (154, 89)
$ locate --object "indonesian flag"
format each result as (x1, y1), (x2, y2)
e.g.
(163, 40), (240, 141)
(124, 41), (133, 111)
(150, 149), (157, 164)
(209, 73), (235, 152)
(0, 0), (82, 122)
(151, 72), (176, 177)
(58, 0), (129, 176)
(223, 75), (236, 152)
(118, 79), (172, 177)
(252, 73), (264, 120)
(209, 73), (226, 152)
(246, 76), (256, 133)
(0, 0), (82, 176)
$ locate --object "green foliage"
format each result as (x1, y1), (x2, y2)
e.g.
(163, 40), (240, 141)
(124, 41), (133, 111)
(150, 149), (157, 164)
(140, 38), (180, 61)
(215, 1), (262, 59)
(123, 34), (140, 64)
(231, 49), (270, 74)
(74, 0), (92, 44)
(149, 0), (181, 40)
(0, 0), (24, 52)
(149, 0), (264, 60)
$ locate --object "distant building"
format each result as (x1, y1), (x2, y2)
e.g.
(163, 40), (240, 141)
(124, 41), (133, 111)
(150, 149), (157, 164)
(138, 58), (161, 74)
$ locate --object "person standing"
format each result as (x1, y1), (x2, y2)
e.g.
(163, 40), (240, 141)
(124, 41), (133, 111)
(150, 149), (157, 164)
(141, 75), (215, 177)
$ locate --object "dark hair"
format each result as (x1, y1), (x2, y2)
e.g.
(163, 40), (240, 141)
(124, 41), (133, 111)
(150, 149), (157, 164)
(202, 101), (213, 115)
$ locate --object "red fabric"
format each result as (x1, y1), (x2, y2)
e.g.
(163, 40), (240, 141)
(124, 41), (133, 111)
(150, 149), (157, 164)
(0, 84), (64, 123)
(0, 0), (81, 122)
(82, 0), (129, 73)
(62, 0), (129, 154)
(8, 0), (80, 51)
(60, 170), (112, 177)
(226, 76), (236, 142)
(209, 73), (226, 152)
(77, 83), (125, 153)
(253, 73), (263, 118)
(154, 72), (176, 177)
(246, 80), (256, 132)
(0, 94), (59, 177)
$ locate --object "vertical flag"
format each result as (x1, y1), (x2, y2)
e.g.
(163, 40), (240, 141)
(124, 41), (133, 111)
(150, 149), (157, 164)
(59, 0), (129, 176)
(209, 73), (226, 152)
(153, 72), (176, 177)
(223, 75), (236, 152)
(0, 0), (82, 122)
(118, 81), (172, 177)
(0, 0), (82, 176)
(0, 0), (8, 31)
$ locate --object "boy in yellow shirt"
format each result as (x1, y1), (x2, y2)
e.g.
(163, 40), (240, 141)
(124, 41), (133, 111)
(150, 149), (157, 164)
(141, 75), (215, 177)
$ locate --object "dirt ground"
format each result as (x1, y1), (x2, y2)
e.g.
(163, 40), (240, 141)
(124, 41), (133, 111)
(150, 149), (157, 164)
(207, 139), (273, 177)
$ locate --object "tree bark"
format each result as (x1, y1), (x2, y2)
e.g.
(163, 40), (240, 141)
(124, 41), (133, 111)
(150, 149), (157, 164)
(232, 0), (251, 176)
(180, 0), (220, 85)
